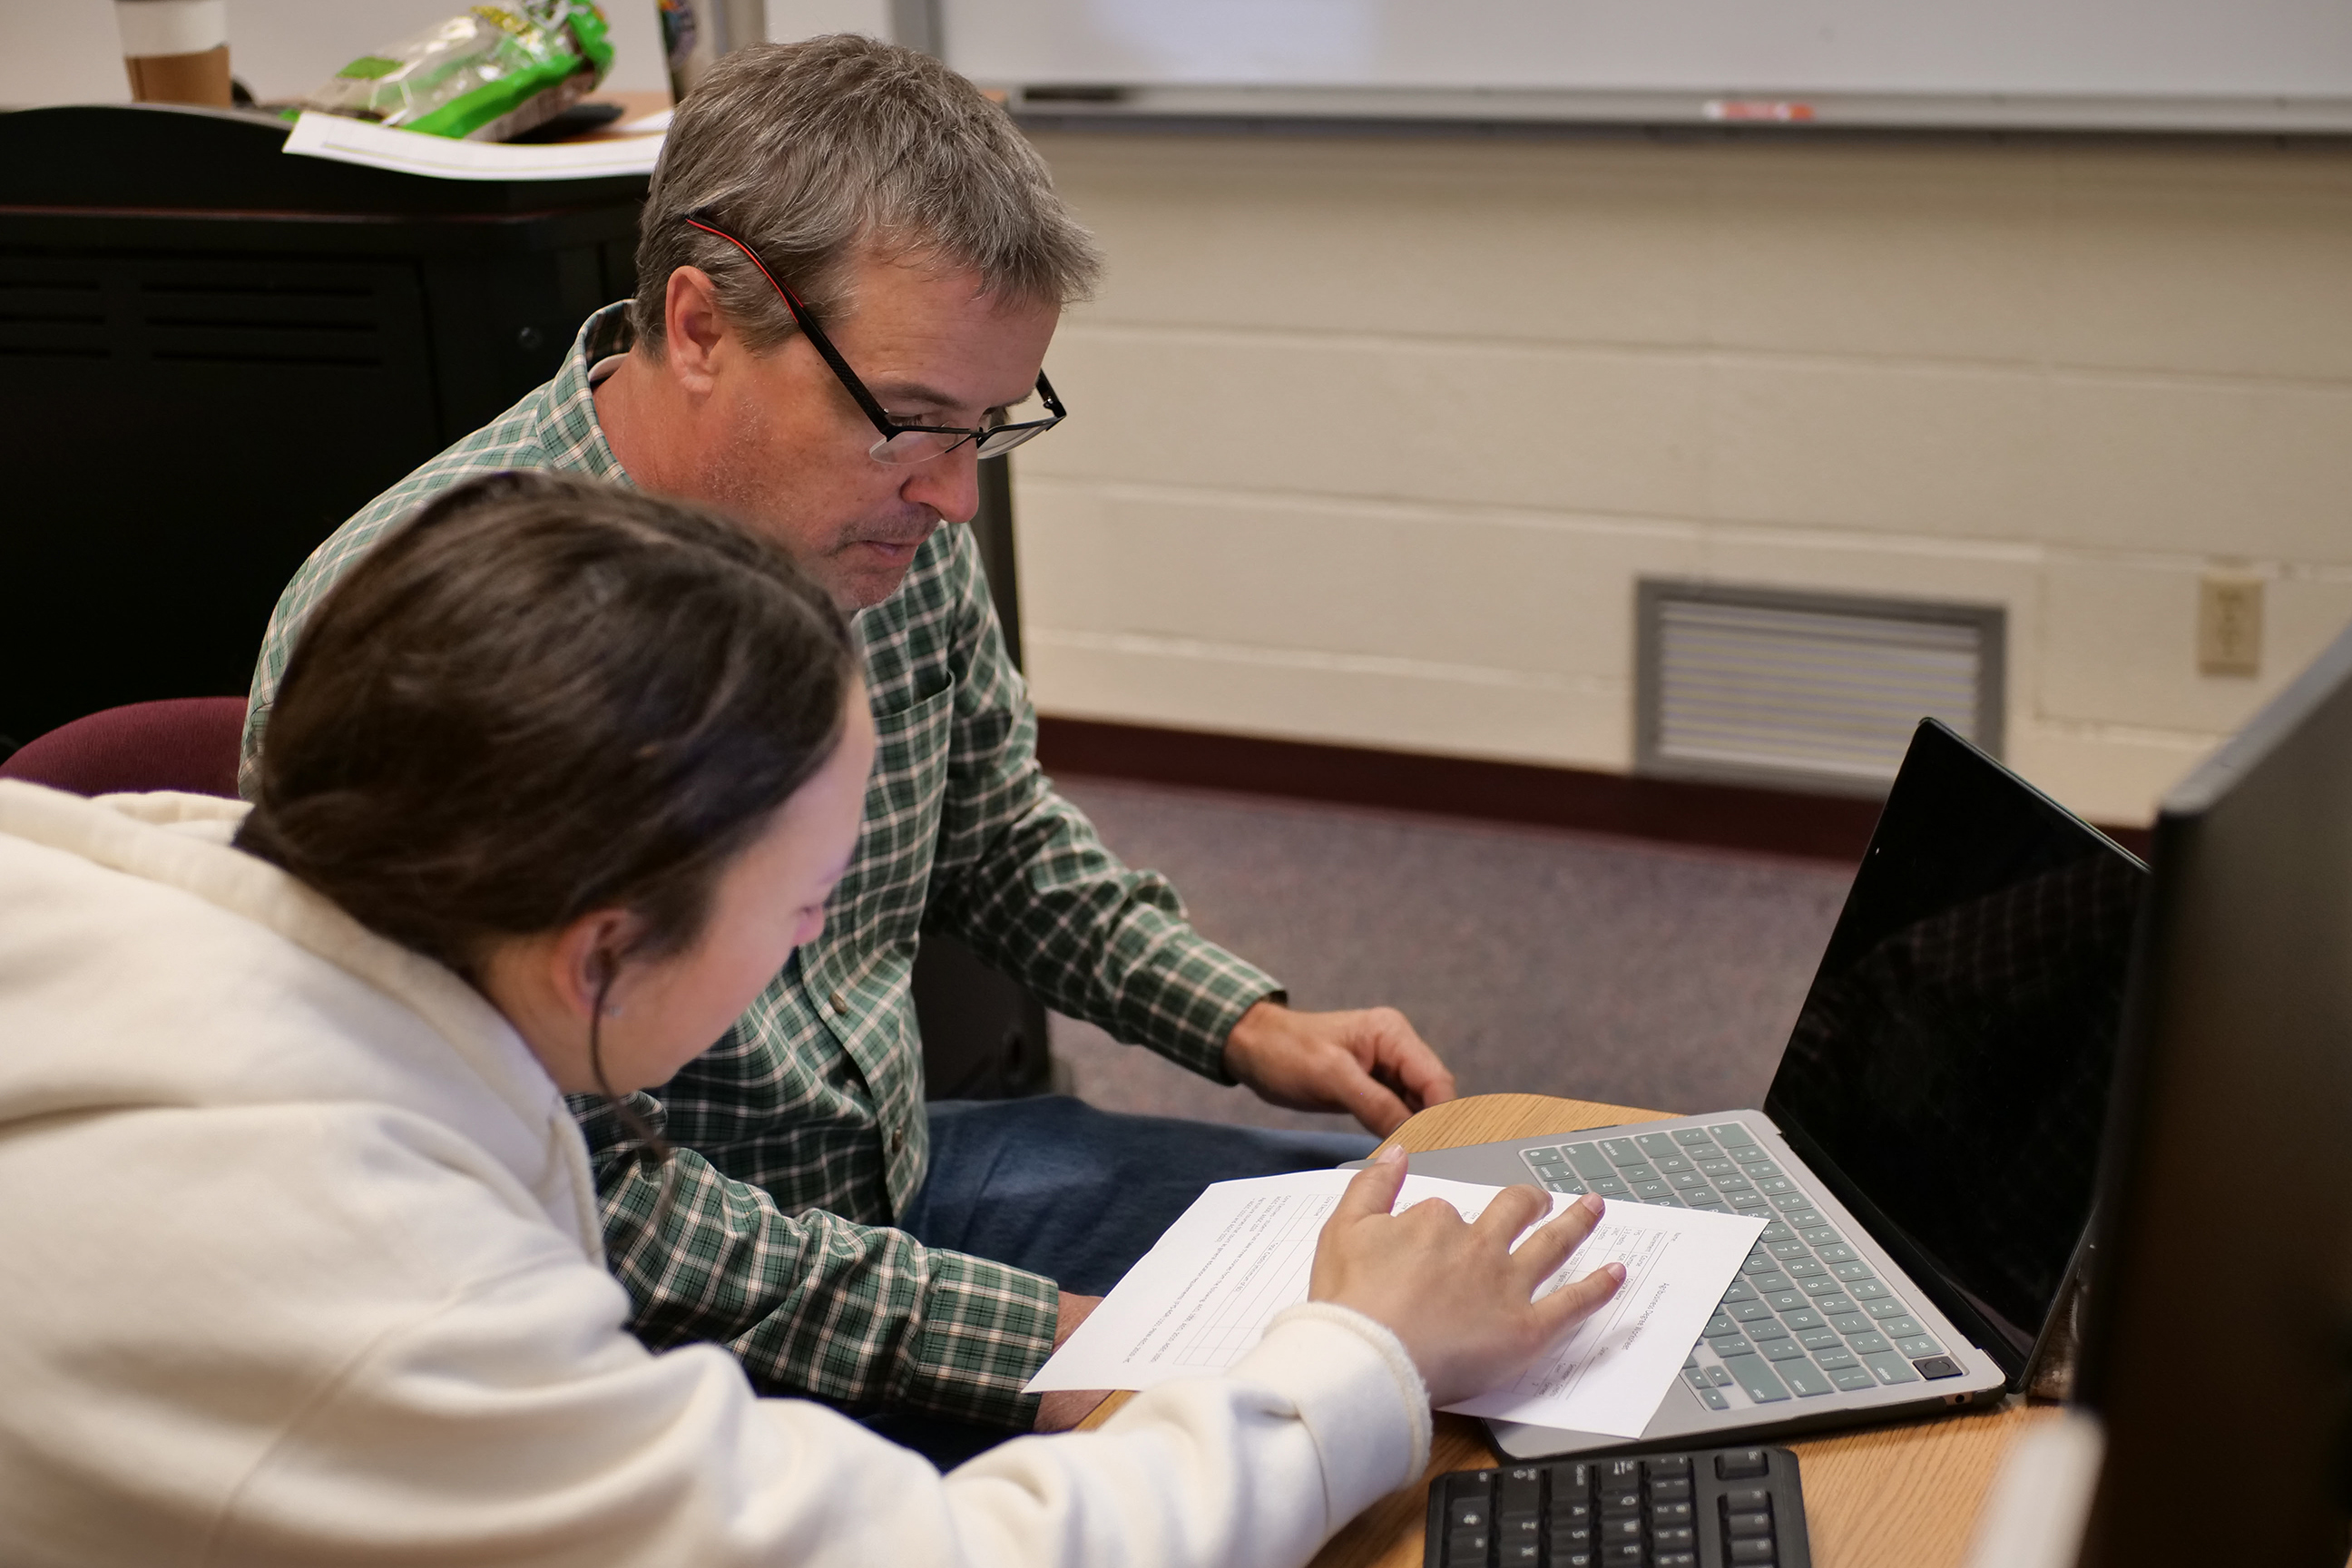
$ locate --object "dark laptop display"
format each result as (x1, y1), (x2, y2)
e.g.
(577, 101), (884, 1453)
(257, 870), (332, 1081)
(1764, 720), (2148, 1377)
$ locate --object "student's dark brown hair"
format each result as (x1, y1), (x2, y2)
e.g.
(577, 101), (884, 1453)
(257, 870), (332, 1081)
(236, 471), (857, 1166)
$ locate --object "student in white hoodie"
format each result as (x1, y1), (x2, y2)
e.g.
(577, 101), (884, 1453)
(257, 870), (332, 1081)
(0, 473), (1623, 1568)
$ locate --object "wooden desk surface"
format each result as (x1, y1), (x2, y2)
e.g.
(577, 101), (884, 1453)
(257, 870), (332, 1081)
(1080, 1093), (2048, 1568)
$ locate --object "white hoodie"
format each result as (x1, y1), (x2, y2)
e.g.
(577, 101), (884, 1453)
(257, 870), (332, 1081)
(0, 781), (1431, 1568)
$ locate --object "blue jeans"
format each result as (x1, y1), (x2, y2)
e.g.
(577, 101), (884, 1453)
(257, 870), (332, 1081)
(862, 1095), (1375, 1467)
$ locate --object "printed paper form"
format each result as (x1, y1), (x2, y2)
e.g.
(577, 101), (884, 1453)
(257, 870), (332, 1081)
(1027, 1169), (1764, 1439)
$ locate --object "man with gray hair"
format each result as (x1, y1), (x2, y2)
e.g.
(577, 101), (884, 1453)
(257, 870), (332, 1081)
(243, 34), (1456, 1462)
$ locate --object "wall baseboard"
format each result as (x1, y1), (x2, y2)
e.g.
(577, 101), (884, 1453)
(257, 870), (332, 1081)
(1035, 717), (2154, 866)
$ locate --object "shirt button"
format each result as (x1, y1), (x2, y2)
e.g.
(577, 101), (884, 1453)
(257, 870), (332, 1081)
(889, 1124), (906, 1154)
(828, 991), (847, 1014)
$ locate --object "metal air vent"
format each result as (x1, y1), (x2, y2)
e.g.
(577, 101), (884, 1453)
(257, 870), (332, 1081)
(1635, 581), (2004, 797)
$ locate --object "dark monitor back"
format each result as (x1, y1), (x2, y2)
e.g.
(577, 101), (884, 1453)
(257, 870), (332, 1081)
(2077, 625), (2352, 1567)
(1764, 720), (2148, 1383)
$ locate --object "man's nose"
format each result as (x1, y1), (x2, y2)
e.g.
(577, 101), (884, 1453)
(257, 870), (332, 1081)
(900, 441), (982, 525)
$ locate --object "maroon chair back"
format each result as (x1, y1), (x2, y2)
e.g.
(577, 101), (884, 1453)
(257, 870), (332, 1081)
(0, 698), (248, 799)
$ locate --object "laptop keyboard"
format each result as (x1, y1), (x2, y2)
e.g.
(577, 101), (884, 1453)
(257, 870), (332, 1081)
(1518, 1123), (1965, 1407)
(1425, 1446), (1811, 1568)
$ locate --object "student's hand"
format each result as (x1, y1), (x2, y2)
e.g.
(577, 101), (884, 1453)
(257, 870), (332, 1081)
(1221, 1000), (1456, 1136)
(1308, 1147), (1623, 1408)
(1034, 1291), (1109, 1432)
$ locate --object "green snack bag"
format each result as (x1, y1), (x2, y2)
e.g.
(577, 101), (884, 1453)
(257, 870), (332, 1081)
(300, 2), (615, 142)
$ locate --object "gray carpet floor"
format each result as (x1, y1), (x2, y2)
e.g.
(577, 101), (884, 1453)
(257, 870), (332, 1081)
(1047, 777), (1856, 1137)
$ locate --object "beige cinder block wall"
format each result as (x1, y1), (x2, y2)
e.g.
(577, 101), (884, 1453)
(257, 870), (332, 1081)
(1011, 129), (2352, 827)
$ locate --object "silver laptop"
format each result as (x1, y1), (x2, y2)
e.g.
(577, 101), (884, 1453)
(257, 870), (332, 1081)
(1406, 720), (2149, 1458)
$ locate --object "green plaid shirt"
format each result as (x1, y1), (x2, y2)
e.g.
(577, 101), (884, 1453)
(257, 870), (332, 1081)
(241, 304), (1281, 1429)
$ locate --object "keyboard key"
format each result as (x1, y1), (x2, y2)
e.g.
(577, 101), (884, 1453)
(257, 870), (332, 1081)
(1618, 1163), (1656, 1181)
(1673, 1128), (1714, 1145)
(1913, 1355), (1965, 1379)
(1781, 1358), (1834, 1396)
(1716, 1449), (1770, 1480)
(1709, 1123), (1758, 1148)
(1740, 1160), (1782, 1178)
(1707, 1313), (1740, 1338)
(1781, 1308), (1824, 1330)
(1782, 1208), (1824, 1227)
(1670, 1170), (1710, 1190)
(1656, 1155), (1694, 1174)
(1849, 1279), (1892, 1300)
(1785, 1259), (1827, 1279)
(1799, 1226), (1840, 1245)
(1589, 1177), (1632, 1198)
(1818, 1243), (1857, 1263)
(1500, 1543), (1540, 1566)
(1757, 1176), (1796, 1194)
(1746, 1317), (1788, 1341)
(1730, 1298), (1774, 1322)
(1601, 1545), (1646, 1566)
(1699, 1157), (1740, 1177)
(1498, 1466), (1543, 1517)
(1542, 1177), (1589, 1194)
(1644, 1193), (1685, 1208)
(1636, 1132), (1681, 1159)
(1651, 1499), (1694, 1524)
(1632, 1179), (1672, 1199)
(1797, 1327), (1842, 1352)
(1762, 1338), (1808, 1362)
(1769, 1192), (1813, 1211)
(1759, 1220), (1793, 1241)
(1721, 1280), (1758, 1303)
(1741, 1252), (1778, 1275)
(1729, 1539), (1776, 1564)
(1827, 1312), (1870, 1335)
(1765, 1289), (1807, 1312)
(1846, 1329), (1891, 1354)
(1599, 1138), (1642, 1164)
(1707, 1334), (1749, 1358)
(1865, 1299), (1910, 1321)
(1700, 1386), (1730, 1409)
(1830, 1261), (1874, 1282)
(1752, 1271), (1792, 1292)
(1718, 1354), (1791, 1403)
(1767, 1240), (1809, 1259)
(1524, 1145), (1568, 1165)
(1874, 1312), (1922, 1335)
(1563, 1143), (1616, 1180)
(1654, 1525), (1695, 1549)
(1445, 1530), (1488, 1563)
(1799, 1277), (1844, 1297)
(1730, 1191), (1770, 1210)
(1685, 1191), (1727, 1209)
(1683, 1367), (1712, 1391)
(1893, 1336), (1942, 1357)
(1829, 1365), (1877, 1391)
(1708, 1366), (1732, 1386)
(1863, 1349), (1922, 1385)
(1724, 1505), (1772, 1536)
(1715, 1173), (1754, 1191)
(1811, 1294), (1857, 1316)
(1814, 1348), (1858, 1371)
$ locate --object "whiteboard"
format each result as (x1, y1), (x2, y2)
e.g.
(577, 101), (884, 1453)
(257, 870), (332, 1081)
(936, 0), (2352, 133)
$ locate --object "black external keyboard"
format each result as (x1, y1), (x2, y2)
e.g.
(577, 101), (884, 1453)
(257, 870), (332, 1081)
(1423, 1446), (1811, 1568)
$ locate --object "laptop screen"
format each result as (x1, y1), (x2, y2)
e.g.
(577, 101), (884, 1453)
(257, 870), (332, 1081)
(1763, 720), (2148, 1373)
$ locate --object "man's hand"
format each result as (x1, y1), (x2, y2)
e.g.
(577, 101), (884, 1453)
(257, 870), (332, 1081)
(1034, 1290), (1108, 1432)
(1221, 1000), (1456, 1137)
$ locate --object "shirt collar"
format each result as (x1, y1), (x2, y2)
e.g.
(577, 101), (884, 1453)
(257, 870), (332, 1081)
(541, 302), (637, 488)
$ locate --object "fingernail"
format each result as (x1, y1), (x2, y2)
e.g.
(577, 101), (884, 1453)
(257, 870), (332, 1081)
(1607, 1262), (1627, 1283)
(1377, 1143), (1406, 1164)
(1583, 1192), (1605, 1215)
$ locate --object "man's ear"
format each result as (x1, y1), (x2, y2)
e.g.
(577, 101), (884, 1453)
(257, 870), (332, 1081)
(662, 265), (731, 397)
(549, 908), (650, 1022)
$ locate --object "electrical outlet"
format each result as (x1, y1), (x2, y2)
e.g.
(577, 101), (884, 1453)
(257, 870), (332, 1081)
(2198, 574), (2263, 678)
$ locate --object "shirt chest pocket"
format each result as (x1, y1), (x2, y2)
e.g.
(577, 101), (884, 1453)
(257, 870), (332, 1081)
(829, 678), (956, 948)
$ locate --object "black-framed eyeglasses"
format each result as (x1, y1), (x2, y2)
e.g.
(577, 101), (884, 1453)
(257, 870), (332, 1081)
(681, 209), (1067, 466)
